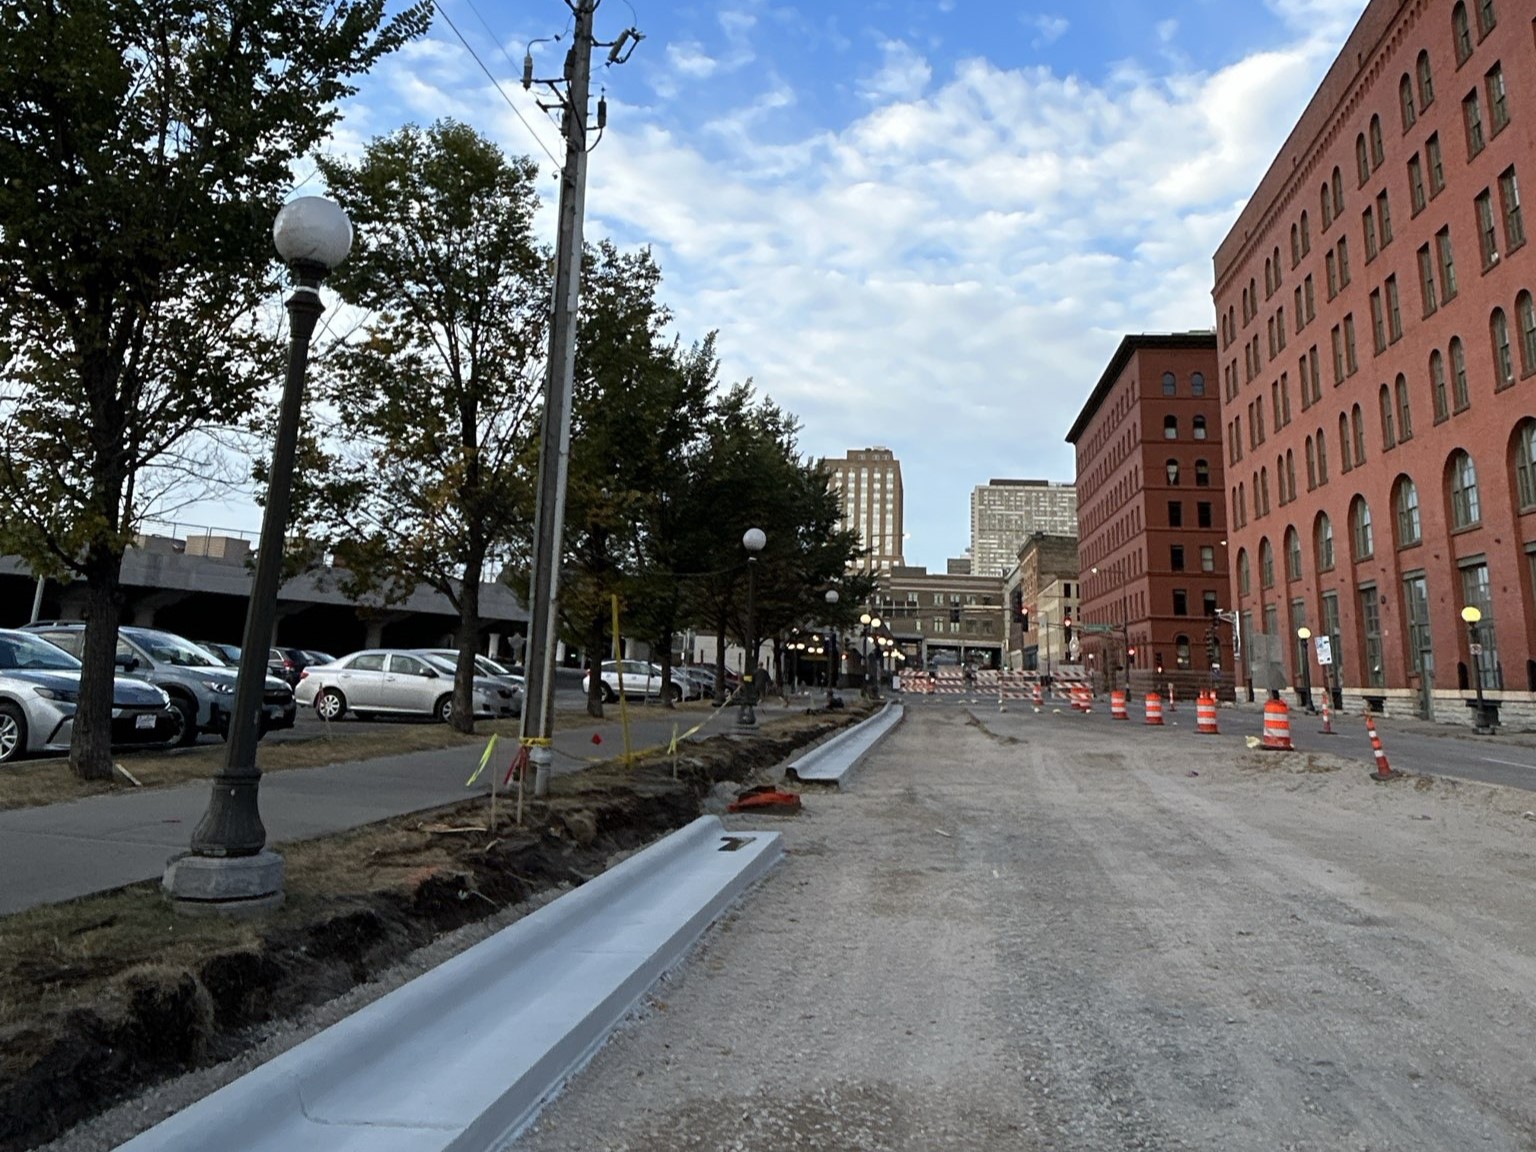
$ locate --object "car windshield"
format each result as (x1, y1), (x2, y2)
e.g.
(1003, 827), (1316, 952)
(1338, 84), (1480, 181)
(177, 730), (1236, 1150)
(131, 630), (222, 667)
(420, 653), (458, 675)
(0, 631), (82, 671)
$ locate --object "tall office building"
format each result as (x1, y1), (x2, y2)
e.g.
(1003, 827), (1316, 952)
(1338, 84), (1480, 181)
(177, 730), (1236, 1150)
(969, 480), (1079, 579)
(821, 447), (904, 575)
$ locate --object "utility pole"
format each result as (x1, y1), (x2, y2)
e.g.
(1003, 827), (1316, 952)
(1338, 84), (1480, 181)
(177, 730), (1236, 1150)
(520, 1), (640, 797)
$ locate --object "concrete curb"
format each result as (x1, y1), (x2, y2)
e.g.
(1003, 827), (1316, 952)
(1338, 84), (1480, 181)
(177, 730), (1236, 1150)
(784, 701), (904, 787)
(117, 815), (782, 1152)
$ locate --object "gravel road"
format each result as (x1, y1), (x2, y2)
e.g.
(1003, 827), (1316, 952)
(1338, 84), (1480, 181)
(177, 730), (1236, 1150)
(515, 704), (1536, 1151)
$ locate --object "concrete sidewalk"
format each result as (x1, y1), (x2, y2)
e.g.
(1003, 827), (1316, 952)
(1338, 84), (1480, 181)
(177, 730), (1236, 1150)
(0, 698), (807, 917)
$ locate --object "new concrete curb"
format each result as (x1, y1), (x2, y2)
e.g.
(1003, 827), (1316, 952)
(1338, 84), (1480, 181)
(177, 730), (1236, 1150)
(784, 701), (904, 787)
(117, 815), (782, 1152)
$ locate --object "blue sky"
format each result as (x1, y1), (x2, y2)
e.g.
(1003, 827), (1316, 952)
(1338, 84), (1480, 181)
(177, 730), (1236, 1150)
(179, 0), (1371, 570)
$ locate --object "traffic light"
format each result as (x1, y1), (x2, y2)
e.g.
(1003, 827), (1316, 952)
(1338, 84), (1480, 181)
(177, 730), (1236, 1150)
(1127, 645), (1137, 660)
(1010, 587), (1025, 623)
(1062, 615), (1072, 645)
(1205, 629), (1220, 664)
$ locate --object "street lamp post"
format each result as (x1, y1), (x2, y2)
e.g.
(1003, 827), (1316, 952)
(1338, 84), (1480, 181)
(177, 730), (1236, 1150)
(737, 528), (767, 727)
(859, 612), (883, 700)
(167, 196), (352, 914)
(1296, 626), (1314, 713)
(1462, 605), (1495, 732)
(825, 589), (841, 709)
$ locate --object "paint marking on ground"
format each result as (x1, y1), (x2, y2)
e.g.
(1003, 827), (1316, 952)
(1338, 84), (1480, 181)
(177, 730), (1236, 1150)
(1479, 756), (1536, 770)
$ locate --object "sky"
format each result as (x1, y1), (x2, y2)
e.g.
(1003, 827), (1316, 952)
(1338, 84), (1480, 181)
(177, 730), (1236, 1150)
(176, 0), (1372, 570)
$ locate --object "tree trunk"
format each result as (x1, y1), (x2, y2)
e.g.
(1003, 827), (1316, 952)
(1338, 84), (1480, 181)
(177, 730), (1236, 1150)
(586, 610), (607, 719)
(450, 550), (485, 734)
(70, 543), (124, 781)
(713, 613), (728, 705)
(658, 626), (675, 709)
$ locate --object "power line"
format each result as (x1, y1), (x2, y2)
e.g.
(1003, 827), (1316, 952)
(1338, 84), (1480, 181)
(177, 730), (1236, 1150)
(432, 0), (564, 173)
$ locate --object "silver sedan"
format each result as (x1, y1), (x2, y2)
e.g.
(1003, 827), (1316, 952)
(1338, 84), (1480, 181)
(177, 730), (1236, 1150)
(294, 649), (518, 722)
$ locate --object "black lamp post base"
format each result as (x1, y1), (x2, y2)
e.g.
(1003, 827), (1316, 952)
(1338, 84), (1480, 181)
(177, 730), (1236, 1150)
(736, 703), (759, 728)
(163, 850), (285, 917)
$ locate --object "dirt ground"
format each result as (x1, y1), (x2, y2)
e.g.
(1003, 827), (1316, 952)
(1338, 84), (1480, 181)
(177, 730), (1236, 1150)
(0, 706), (864, 1152)
(513, 704), (1536, 1152)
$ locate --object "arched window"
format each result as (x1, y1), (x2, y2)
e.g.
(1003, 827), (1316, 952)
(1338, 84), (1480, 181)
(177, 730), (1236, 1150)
(1291, 223), (1301, 266)
(1517, 291), (1536, 376)
(1191, 371), (1206, 397)
(1400, 75), (1417, 130)
(1259, 466), (1270, 513)
(1356, 134), (1371, 186)
(1332, 167), (1344, 217)
(1352, 496), (1375, 559)
(1272, 246), (1282, 288)
(1316, 427), (1330, 483)
(1162, 371), (1177, 396)
(1175, 635), (1192, 670)
(1369, 115), (1385, 167)
(1351, 403), (1367, 464)
(1285, 449), (1296, 501)
(1305, 436), (1318, 489)
(1339, 413), (1353, 471)
(1380, 383), (1397, 449)
(1264, 257), (1274, 296)
(1166, 459), (1180, 485)
(1276, 454), (1287, 504)
(1492, 308), (1514, 389)
(1260, 538), (1275, 588)
(1431, 349), (1450, 420)
(1450, 450), (1481, 527)
(1193, 415), (1208, 440)
(1237, 548), (1251, 595)
(1195, 459), (1210, 488)
(1315, 513), (1335, 571)
(1396, 476), (1422, 545)
(1417, 50), (1435, 108)
(1285, 526), (1303, 580)
(1450, 336), (1470, 409)
(1164, 414), (1179, 439)
(1321, 183), (1333, 229)
(1475, 0), (1496, 37)
(1395, 374), (1413, 441)
(1237, 481), (1246, 525)
(1300, 211), (1311, 253)
(1452, 3), (1472, 64)
(1514, 419), (1536, 511)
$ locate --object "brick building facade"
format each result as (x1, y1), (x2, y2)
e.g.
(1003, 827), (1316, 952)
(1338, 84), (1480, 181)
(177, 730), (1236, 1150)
(1067, 334), (1230, 694)
(1213, 0), (1536, 726)
(1002, 532), (1080, 671)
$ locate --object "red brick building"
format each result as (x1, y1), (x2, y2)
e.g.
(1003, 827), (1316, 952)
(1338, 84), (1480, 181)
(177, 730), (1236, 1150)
(1213, 0), (1536, 726)
(1067, 334), (1229, 694)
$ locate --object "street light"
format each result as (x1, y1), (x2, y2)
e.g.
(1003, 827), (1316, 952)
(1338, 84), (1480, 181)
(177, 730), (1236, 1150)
(1461, 605), (1495, 732)
(860, 611), (883, 699)
(825, 589), (841, 709)
(166, 196), (352, 914)
(737, 527), (767, 727)
(1296, 626), (1314, 713)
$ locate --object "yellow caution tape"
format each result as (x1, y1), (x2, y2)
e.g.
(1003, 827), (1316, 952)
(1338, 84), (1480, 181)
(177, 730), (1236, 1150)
(465, 733), (499, 787)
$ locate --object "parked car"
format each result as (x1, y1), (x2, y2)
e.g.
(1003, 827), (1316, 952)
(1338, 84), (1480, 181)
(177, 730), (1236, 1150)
(670, 666), (712, 700)
(276, 648), (334, 686)
(24, 622), (296, 746)
(197, 640), (243, 666)
(414, 650), (523, 716)
(295, 649), (517, 722)
(581, 660), (684, 703)
(0, 628), (177, 764)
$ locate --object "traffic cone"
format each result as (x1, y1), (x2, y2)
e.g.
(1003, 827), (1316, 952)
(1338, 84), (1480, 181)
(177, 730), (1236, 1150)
(1367, 717), (1399, 781)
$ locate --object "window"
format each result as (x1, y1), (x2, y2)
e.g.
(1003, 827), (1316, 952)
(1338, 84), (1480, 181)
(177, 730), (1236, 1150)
(1191, 371), (1206, 396)
(1371, 289), (1387, 353)
(1332, 167), (1344, 218)
(1260, 466), (1271, 514)
(1317, 427), (1329, 483)
(1431, 349), (1450, 420)
(1396, 373), (1413, 440)
(1427, 133), (1445, 195)
(1173, 589), (1188, 616)
(1300, 211), (1311, 254)
(1380, 383), (1397, 448)
(1344, 313), (1358, 374)
(1417, 50), (1435, 108)
(1352, 403), (1367, 464)
(1518, 291), (1536, 376)
(1476, 189), (1499, 267)
(1377, 190), (1393, 247)
(1387, 276), (1402, 342)
(1515, 419), (1536, 510)
(1260, 538), (1275, 588)
(1356, 134), (1372, 187)
(1326, 249), (1339, 299)
(1397, 477), (1422, 545)
(1360, 586), (1385, 688)
(1307, 345), (1321, 401)
(1500, 167), (1525, 250)
(1237, 549), (1251, 594)
(1286, 527), (1303, 580)
(1166, 459), (1180, 485)
(1486, 64), (1508, 133)
(1409, 154), (1427, 214)
(1461, 560), (1502, 688)
(1475, 0), (1495, 37)
(1204, 591), (1219, 618)
(1418, 244), (1438, 314)
(1168, 500), (1183, 527)
(1197, 501), (1212, 528)
(1162, 371), (1176, 396)
(1401, 74), (1417, 130)
(1195, 459), (1210, 487)
(1200, 545), (1215, 572)
(1304, 275), (1316, 322)
(1353, 497), (1375, 559)
(1492, 308), (1514, 389)
(1450, 450), (1481, 528)
(1465, 90), (1486, 156)
(1175, 635), (1192, 670)
(1321, 182), (1333, 229)
(1370, 114), (1385, 167)
(1453, 2), (1473, 64)
(1338, 238), (1351, 287)
(1305, 436), (1317, 488)
(1171, 545), (1185, 572)
(1363, 209), (1379, 261)
(1193, 414), (1208, 440)
(1450, 336), (1470, 409)
(1316, 513), (1335, 571)
(1164, 414), (1179, 439)
(1276, 453), (1287, 504)
(1437, 226), (1458, 299)
(1340, 412), (1353, 472)
(1331, 324), (1345, 382)
(1291, 223), (1301, 266)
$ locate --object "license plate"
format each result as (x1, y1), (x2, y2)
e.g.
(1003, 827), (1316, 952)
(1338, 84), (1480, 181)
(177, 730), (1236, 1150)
(135, 714), (156, 729)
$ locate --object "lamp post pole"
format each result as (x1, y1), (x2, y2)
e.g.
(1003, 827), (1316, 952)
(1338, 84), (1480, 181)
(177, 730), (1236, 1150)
(169, 197), (352, 914)
(1462, 605), (1492, 732)
(737, 527), (766, 727)
(825, 589), (841, 709)
(1296, 626), (1314, 713)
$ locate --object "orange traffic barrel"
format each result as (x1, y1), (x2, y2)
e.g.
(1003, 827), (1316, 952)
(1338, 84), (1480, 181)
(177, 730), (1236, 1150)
(1261, 698), (1294, 750)
(1144, 693), (1164, 725)
(1196, 691), (1219, 734)
(1073, 685), (1093, 712)
(1110, 690), (1128, 720)
(1031, 684), (1043, 707)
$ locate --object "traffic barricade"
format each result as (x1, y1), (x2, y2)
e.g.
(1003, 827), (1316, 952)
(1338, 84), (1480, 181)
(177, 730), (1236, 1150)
(1196, 691), (1219, 734)
(1144, 693), (1164, 725)
(1261, 698), (1293, 750)
(1109, 690), (1128, 720)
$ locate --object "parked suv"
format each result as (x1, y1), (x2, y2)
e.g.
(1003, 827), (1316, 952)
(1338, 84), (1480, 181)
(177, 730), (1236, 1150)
(24, 623), (296, 746)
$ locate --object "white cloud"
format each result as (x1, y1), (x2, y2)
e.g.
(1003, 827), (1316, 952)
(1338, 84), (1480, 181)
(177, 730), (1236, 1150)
(1029, 15), (1069, 48)
(666, 41), (719, 79)
(1156, 19), (1179, 43)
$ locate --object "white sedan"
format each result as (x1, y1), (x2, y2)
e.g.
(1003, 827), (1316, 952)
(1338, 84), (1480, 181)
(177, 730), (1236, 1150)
(581, 660), (684, 703)
(296, 649), (518, 722)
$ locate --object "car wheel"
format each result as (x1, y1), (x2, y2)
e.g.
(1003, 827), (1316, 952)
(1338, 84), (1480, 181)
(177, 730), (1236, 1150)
(668, 683), (683, 702)
(601, 683), (617, 704)
(434, 694), (454, 723)
(168, 695), (199, 747)
(315, 688), (346, 722)
(0, 702), (28, 765)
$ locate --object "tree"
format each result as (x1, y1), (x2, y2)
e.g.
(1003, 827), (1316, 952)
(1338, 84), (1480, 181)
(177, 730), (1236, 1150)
(306, 120), (548, 732)
(0, 0), (430, 778)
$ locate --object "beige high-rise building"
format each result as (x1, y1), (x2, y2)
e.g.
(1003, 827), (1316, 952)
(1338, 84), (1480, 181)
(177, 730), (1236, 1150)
(821, 447), (904, 575)
(969, 480), (1078, 580)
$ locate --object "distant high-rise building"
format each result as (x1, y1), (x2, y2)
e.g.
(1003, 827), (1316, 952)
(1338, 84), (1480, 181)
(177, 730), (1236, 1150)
(969, 480), (1078, 579)
(821, 447), (904, 575)
(946, 557), (972, 576)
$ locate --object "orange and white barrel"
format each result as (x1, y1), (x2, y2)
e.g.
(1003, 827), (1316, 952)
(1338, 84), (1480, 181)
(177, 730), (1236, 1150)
(1110, 690), (1128, 720)
(1196, 691), (1219, 735)
(1144, 693), (1164, 725)
(1261, 698), (1294, 750)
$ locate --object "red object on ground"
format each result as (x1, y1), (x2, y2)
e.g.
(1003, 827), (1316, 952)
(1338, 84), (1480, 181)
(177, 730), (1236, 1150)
(591, 732), (602, 744)
(726, 789), (803, 815)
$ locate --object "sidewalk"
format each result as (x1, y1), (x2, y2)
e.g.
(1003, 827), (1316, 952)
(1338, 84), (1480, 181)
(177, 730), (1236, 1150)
(0, 699), (806, 917)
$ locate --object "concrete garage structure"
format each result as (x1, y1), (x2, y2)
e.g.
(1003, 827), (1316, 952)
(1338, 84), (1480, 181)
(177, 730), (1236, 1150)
(1, 535), (529, 659)
(1213, 0), (1536, 727)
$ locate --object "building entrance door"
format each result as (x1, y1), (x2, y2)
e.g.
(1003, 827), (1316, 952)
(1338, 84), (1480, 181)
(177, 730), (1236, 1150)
(1403, 573), (1433, 720)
